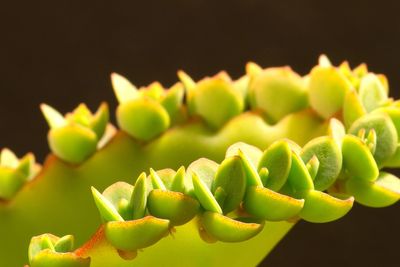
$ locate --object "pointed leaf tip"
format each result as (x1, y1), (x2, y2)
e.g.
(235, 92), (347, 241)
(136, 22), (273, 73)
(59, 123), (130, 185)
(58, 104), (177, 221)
(91, 186), (124, 222)
(150, 168), (166, 190)
(40, 103), (66, 129)
(111, 72), (138, 103)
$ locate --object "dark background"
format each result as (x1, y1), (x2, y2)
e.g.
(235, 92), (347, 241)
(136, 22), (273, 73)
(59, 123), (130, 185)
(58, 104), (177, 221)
(0, 1), (399, 266)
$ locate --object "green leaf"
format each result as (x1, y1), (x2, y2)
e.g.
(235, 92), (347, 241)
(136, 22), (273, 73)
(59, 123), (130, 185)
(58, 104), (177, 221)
(318, 54), (332, 67)
(343, 90), (366, 128)
(91, 186), (124, 222)
(170, 166), (185, 193)
(54, 235), (74, 253)
(177, 70), (196, 92)
(0, 168), (29, 199)
(327, 118), (346, 146)
(1, 148), (19, 168)
(102, 182), (133, 221)
(342, 135), (378, 181)
(148, 189), (199, 226)
(48, 124), (98, 164)
(300, 190), (354, 223)
(212, 156), (246, 214)
(258, 140), (292, 191)
(117, 98), (170, 141)
(244, 186), (304, 221)
(309, 65), (351, 119)
(184, 158), (218, 196)
(15, 153), (34, 179)
(249, 67), (308, 122)
(349, 112), (398, 165)
(40, 104), (66, 129)
(359, 73), (387, 112)
(237, 149), (263, 187)
(300, 136), (342, 191)
(200, 212), (264, 242)
(111, 73), (138, 103)
(105, 216), (169, 251)
(160, 83), (184, 118)
(258, 167), (269, 186)
(285, 152), (314, 198)
(305, 155), (320, 180)
(226, 142), (263, 167)
(149, 168), (166, 190)
(131, 173), (148, 219)
(192, 172), (222, 214)
(188, 78), (244, 128)
(89, 102), (109, 140)
(346, 172), (400, 207)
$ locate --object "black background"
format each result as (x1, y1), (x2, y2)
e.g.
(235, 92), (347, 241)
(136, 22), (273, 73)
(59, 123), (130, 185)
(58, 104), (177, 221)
(0, 1), (399, 266)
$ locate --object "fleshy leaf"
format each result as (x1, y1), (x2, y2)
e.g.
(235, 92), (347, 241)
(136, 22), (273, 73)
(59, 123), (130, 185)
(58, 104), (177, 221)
(170, 166), (185, 193)
(54, 235), (74, 253)
(177, 70), (196, 92)
(226, 142), (263, 167)
(40, 104), (67, 129)
(160, 83), (184, 118)
(342, 135), (378, 181)
(212, 156), (246, 214)
(328, 118), (346, 146)
(358, 73), (387, 112)
(249, 67), (308, 122)
(148, 189), (199, 226)
(91, 186), (124, 222)
(102, 182), (133, 221)
(111, 73), (138, 103)
(150, 168), (167, 191)
(238, 149), (263, 187)
(258, 140), (292, 191)
(192, 172), (222, 214)
(300, 136), (342, 191)
(305, 155), (320, 180)
(284, 152), (314, 198)
(105, 216), (170, 252)
(1, 148), (19, 168)
(116, 98), (170, 141)
(346, 172), (400, 207)
(343, 89), (367, 129)
(131, 173), (147, 219)
(309, 65), (351, 119)
(300, 190), (354, 223)
(201, 212), (264, 242)
(89, 102), (109, 140)
(349, 112), (398, 165)
(188, 78), (244, 128)
(244, 186), (304, 221)
(184, 158), (218, 196)
(48, 124), (97, 164)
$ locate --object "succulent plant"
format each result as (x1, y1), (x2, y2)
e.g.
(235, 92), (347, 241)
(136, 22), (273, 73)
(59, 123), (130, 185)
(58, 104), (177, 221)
(0, 55), (398, 266)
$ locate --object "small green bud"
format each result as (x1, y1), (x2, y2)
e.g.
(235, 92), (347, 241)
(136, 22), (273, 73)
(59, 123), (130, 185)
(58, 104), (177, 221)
(116, 98), (170, 141)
